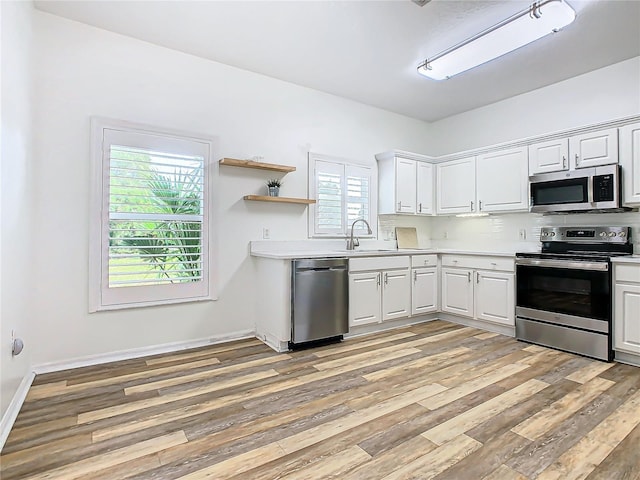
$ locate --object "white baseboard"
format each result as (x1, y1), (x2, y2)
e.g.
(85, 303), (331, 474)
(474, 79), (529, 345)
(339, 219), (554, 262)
(33, 329), (255, 375)
(1, 370), (35, 453)
(436, 313), (515, 337)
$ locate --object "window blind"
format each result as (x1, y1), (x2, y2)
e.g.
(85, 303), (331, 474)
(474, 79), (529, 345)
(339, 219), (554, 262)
(108, 145), (204, 288)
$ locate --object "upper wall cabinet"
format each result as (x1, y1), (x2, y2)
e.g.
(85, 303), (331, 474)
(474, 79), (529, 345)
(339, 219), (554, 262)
(436, 148), (528, 215)
(436, 157), (476, 214)
(620, 122), (640, 206)
(570, 128), (618, 169)
(377, 151), (435, 215)
(476, 147), (529, 213)
(528, 128), (618, 175)
(528, 138), (569, 175)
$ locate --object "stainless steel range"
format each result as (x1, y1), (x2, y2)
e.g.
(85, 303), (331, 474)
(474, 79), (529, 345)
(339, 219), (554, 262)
(515, 226), (633, 361)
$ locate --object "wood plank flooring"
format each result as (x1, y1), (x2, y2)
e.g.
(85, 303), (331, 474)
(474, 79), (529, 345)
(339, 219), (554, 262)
(2, 320), (640, 479)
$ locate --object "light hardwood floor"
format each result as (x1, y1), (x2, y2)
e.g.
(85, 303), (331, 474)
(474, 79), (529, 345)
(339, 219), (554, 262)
(2, 320), (640, 479)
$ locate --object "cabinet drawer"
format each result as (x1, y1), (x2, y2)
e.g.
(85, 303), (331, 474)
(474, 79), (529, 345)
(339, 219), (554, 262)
(441, 254), (514, 272)
(615, 264), (640, 284)
(349, 256), (410, 272)
(411, 254), (438, 268)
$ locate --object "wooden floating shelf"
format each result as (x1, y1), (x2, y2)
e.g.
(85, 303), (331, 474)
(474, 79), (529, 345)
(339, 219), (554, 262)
(244, 195), (316, 205)
(219, 158), (296, 173)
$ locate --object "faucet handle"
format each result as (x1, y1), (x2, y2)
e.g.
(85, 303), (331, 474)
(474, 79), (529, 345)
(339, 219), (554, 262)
(354, 238), (360, 247)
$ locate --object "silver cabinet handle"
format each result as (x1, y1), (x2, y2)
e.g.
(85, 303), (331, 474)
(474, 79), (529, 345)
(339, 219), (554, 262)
(470, 200), (474, 211)
(575, 153), (579, 166)
(414, 270), (418, 282)
(467, 271), (471, 282)
(479, 200), (483, 211)
(377, 273), (381, 287)
(418, 203), (422, 213)
(562, 155), (567, 169)
(384, 272), (388, 285)
(476, 272), (480, 283)
(397, 201), (402, 210)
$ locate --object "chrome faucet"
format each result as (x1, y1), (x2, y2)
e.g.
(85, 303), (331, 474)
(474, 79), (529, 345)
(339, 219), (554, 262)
(346, 218), (372, 250)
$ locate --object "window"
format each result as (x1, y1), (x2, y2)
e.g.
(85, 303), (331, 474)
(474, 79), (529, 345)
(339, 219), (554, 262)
(90, 118), (216, 311)
(308, 153), (376, 237)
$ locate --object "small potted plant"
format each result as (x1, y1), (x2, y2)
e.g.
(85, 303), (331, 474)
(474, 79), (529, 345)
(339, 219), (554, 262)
(267, 179), (282, 197)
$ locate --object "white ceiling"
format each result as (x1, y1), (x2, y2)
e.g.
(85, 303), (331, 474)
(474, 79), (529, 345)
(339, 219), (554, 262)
(34, 0), (640, 122)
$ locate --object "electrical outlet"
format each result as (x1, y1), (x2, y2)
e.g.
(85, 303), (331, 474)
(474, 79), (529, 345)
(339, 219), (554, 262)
(262, 228), (270, 239)
(519, 228), (527, 240)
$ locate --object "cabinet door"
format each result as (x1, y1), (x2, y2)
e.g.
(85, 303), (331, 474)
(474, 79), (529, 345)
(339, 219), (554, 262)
(474, 271), (514, 326)
(349, 272), (381, 327)
(620, 122), (640, 206)
(436, 157), (476, 214)
(412, 267), (438, 315)
(528, 139), (569, 175)
(614, 283), (640, 355)
(476, 147), (528, 213)
(441, 268), (473, 318)
(570, 128), (618, 169)
(382, 269), (411, 321)
(395, 158), (416, 213)
(416, 162), (434, 215)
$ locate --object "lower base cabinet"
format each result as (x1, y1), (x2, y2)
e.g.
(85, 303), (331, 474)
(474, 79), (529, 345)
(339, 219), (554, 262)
(441, 255), (515, 327)
(614, 263), (640, 355)
(349, 256), (411, 327)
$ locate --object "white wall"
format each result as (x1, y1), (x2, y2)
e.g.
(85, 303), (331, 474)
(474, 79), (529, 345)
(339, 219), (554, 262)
(428, 57), (640, 156)
(1, 1), (35, 418)
(28, 10), (432, 366)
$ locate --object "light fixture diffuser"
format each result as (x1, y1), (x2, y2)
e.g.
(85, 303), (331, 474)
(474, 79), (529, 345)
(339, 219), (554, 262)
(418, 0), (576, 80)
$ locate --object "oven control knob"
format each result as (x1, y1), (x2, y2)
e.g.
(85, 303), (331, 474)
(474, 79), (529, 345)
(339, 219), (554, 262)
(600, 232), (607, 237)
(619, 231), (626, 237)
(608, 232), (616, 237)
(550, 232), (556, 237)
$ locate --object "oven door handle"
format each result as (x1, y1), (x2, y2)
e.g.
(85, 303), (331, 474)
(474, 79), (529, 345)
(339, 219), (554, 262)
(515, 258), (609, 271)
(588, 175), (595, 204)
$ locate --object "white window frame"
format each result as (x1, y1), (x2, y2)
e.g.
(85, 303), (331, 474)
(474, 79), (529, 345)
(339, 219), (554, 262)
(308, 152), (377, 238)
(89, 117), (217, 311)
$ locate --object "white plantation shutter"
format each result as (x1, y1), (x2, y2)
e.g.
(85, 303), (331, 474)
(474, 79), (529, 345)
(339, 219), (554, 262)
(346, 165), (371, 233)
(90, 120), (215, 311)
(314, 160), (344, 235)
(309, 154), (376, 237)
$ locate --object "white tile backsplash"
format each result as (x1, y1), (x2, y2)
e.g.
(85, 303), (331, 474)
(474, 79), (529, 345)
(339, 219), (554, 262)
(379, 211), (640, 253)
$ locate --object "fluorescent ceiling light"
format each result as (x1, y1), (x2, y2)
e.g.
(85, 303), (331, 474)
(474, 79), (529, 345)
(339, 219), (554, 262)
(418, 0), (576, 80)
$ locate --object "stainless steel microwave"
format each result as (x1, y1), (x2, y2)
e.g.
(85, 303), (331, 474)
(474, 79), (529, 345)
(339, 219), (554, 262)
(529, 164), (621, 213)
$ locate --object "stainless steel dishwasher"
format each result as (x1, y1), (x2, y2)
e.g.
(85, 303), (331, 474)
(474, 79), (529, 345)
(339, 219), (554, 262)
(290, 258), (349, 348)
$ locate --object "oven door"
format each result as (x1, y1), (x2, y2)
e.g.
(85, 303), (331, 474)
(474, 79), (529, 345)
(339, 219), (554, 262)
(516, 258), (610, 326)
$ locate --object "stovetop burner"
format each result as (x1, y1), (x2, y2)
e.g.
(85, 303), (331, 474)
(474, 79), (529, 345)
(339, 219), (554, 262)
(516, 226), (633, 260)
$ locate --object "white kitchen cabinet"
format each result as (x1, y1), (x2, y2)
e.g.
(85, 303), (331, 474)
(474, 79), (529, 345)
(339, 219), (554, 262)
(436, 157), (476, 214)
(412, 267), (438, 315)
(382, 269), (411, 321)
(528, 138), (569, 175)
(441, 267), (474, 317)
(614, 263), (640, 356)
(349, 256), (411, 327)
(416, 162), (434, 214)
(411, 254), (438, 315)
(474, 270), (514, 326)
(349, 271), (382, 327)
(528, 128), (618, 175)
(620, 122), (640, 206)
(440, 255), (515, 327)
(476, 147), (528, 213)
(570, 128), (618, 169)
(376, 151), (435, 216)
(395, 158), (417, 213)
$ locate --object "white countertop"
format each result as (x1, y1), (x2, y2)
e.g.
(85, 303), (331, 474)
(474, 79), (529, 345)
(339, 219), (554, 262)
(611, 255), (640, 264)
(250, 241), (522, 260)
